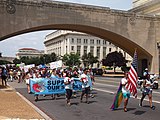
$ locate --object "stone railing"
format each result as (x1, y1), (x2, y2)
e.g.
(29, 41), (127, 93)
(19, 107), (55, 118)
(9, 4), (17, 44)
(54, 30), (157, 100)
(1, 0), (160, 21)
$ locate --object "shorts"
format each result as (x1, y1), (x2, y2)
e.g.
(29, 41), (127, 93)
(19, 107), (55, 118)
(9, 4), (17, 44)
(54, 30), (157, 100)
(82, 87), (90, 95)
(66, 89), (72, 99)
(122, 91), (130, 99)
(142, 88), (152, 95)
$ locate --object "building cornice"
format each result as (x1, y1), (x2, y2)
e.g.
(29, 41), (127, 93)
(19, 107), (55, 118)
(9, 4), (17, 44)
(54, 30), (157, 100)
(1, 0), (160, 21)
(130, 0), (160, 13)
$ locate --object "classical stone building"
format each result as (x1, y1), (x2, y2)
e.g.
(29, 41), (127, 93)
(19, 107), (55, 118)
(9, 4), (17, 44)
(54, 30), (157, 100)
(44, 30), (132, 67)
(16, 48), (44, 59)
(131, 0), (160, 74)
(131, 0), (160, 15)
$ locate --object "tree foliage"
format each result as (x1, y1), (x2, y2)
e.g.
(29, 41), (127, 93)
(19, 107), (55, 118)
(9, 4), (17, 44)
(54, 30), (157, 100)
(13, 52), (58, 65)
(0, 60), (12, 65)
(62, 53), (80, 67)
(82, 52), (99, 67)
(102, 51), (126, 72)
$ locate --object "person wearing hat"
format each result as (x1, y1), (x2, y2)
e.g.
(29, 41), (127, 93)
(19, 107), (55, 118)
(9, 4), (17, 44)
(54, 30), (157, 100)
(139, 68), (155, 110)
(143, 68), (149, 79)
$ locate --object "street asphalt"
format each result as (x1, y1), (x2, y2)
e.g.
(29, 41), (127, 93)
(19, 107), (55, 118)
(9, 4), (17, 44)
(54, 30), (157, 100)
(8, 77), (160, 120)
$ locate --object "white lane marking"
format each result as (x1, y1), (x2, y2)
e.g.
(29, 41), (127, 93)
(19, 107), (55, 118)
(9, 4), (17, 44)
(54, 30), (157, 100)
(96, 80), (120, 84)
(95, 83), (118, 88)
(94, 88), (115, 94)
(95, 82), (160, 95)
(16, 92), (52, 120)
(94, 88), (160, 104)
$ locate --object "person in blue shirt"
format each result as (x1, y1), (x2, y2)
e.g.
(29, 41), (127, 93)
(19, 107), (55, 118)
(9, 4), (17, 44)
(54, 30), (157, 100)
(1, 67), (8, 86)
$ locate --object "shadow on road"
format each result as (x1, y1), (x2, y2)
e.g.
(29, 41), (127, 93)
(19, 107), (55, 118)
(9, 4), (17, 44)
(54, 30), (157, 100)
(133, 110), (146, 115)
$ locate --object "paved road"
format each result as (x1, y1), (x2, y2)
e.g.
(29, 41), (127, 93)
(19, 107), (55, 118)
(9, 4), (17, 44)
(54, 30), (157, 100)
(8, 77), (160, 120)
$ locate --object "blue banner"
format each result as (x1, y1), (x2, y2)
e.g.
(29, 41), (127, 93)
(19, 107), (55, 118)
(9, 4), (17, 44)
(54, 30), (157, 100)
(30, 77), (86, 95)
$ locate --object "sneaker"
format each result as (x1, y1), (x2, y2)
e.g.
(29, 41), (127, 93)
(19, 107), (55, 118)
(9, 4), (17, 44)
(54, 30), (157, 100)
(139, 103), (142, 107)
(124, 108), (127, 112)
(51, 96), (55, 100)
(85, 101), (89, 104)
(139, 102), (142, 107)
(67, 102), (71, 106)
(151, 106), (155, 110)
(34, 96), (38, 102)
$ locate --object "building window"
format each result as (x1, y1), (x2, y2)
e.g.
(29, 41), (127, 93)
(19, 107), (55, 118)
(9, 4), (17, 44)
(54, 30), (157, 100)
(97, 47), (100, 58)
(103, 40), (107, 45)
(71, 46), (74, 51)
(90, 39), (94, 44)
(84, 39), (88, 44)
(71, 38), (74, 43)
(109, 48), (112, 52)
(77, 46), (81, 55)
(97, 40), (100, 45)
(77, 38), (81, 44)
(66, 46), (68, 54)
(84, 46), (87, 54)
(90, 46), (94, 55)
(103, 47), (106, 58)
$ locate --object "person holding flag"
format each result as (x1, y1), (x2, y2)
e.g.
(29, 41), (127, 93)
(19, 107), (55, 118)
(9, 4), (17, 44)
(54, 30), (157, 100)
(111, 49), (138, 111)
(121, 72), (130, 112)
(126, 50), (138, 97)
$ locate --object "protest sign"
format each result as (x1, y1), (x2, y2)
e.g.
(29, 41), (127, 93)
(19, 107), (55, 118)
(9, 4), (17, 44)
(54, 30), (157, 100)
(49, 60), (62, 69)
(30, 77), (86, 95)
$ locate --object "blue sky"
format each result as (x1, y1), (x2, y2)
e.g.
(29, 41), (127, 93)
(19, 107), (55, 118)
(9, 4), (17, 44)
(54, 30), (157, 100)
(0, 0), (132, 57)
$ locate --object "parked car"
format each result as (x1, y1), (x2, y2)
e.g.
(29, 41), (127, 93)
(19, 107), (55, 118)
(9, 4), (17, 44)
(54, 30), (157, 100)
(96, 68), (103, 75)
(91, 68), (97, 75)
(91, 68), (104, 75)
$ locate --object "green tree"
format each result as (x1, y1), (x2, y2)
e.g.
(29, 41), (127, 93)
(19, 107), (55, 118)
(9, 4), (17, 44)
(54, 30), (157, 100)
(62, 53), (80, 67)
(13, 52), (58, 66)
(102, 51), (126, 73)
(13, 58), (21, 64)
(82, 52), (99, 67)
(50, 52), (57, 62)
(0, 60), (12, 65)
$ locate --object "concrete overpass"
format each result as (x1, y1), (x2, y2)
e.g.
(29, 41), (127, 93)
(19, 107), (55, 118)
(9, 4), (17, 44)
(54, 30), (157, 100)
(0, 0), (160, 75)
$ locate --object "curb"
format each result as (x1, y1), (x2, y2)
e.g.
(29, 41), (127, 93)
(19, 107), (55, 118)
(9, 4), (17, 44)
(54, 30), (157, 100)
(16, 92), (52, 120)
(7, 83), (52, 120)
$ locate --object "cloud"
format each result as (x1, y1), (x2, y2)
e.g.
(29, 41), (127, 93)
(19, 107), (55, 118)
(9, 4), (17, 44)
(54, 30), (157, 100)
(0, 31), (53, 57)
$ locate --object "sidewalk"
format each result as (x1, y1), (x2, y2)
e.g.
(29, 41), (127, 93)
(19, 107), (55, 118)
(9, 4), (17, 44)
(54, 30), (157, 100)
(102, 73), (124, 77)
(0, 80), (44, 119)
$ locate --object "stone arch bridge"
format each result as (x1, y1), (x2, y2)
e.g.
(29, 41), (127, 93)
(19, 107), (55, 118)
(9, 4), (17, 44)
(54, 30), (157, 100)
(0, 0), (160, 75)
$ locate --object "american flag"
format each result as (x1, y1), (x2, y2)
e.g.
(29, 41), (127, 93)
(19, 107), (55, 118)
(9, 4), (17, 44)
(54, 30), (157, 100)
(126, 50), (138, 97)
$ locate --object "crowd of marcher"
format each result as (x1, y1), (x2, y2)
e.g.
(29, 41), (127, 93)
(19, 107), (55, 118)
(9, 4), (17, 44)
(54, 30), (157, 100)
(0, 65), (157, 109)
(0, 65), (95, 105)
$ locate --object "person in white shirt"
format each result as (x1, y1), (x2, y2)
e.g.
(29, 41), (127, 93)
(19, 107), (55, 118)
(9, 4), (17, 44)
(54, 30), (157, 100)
(121, 72), (130, 112)
(25, 70), (33, 94)
(64, 72), (73, 106)
(139, 73), (155, 110)
(80, 68), (90, 104)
